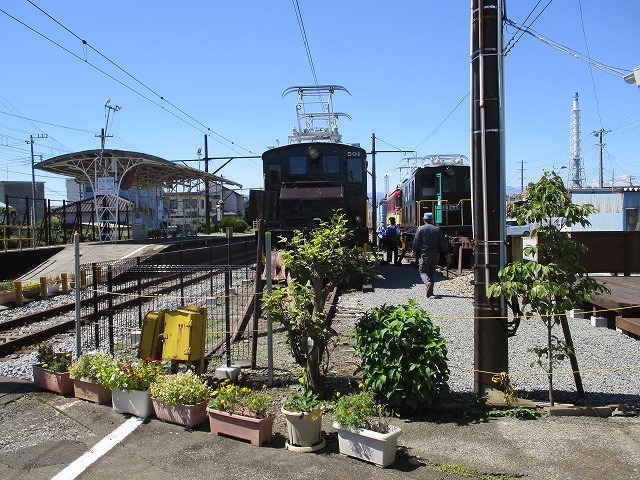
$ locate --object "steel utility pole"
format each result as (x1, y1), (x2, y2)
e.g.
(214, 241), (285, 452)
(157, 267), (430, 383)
(27, 134), (48, 226)
(592, 129), (610, 188)
(471, 0), (508, 395)
(371, 133), (376, 246)
(204, 135), (211, 234)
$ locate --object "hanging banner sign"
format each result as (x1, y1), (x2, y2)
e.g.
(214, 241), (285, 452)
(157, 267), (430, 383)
(96, 176), (116, 195)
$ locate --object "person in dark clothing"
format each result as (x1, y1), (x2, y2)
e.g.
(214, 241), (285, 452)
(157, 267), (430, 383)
(385, 217), (400, 265)
(412, 212), (450, 297)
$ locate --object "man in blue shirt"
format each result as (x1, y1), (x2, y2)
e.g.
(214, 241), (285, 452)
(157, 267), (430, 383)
(385, 217), (400, 265)
(412, 212), (450, 297)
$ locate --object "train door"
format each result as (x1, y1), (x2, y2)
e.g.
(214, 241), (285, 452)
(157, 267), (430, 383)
(435, 173), (444, 224)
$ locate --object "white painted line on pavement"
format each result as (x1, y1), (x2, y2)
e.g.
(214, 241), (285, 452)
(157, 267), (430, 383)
(51, 416), (144, 480)
(121, 245), (149, 259)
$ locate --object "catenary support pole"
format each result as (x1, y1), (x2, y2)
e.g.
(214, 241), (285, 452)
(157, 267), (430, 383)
(371, 133), (377, 248)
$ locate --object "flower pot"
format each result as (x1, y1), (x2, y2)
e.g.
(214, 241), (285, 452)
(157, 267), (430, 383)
(47, 284), (60, 295)
(152, 398), (207, 428)
(32, 365), (73, 395)
(206, 407), (274, 446)
(0, 290), (15, 305)
(72, 377), (111, 404)
(112, 389), (154, 418)
(281, 406), (326, 452)
(333, 422), (403, 468)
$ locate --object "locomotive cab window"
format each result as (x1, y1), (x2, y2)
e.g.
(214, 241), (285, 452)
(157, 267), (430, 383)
(268, 165), (281, 188)
(421, 175), (436, 197)
(347, 158), (363, 183)
(322, 155), (340, 174)
(290, 156), (307, 175)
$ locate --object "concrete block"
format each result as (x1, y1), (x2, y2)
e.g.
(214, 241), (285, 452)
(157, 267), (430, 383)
(215, 365), (241, 382)
(591, 316), (608, 328)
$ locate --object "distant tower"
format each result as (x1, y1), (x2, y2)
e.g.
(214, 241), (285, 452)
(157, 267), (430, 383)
(569, 92), (586, 189)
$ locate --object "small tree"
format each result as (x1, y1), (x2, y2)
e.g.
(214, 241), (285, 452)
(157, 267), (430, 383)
(488, 171), (609, 405)
(261, 212), (376, 396)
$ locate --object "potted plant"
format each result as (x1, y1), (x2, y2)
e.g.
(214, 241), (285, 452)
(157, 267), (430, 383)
(150, 372), (211, 428)
(22, 280), (40, 299)
(281, 388), (326, 452)
(101, 357), (164, 418)
(332, 390), (403, 468)
(46, 276), (61, 295)
(68, 352), (113, 404)
(206, 380), (274, 446)
(0, 280), (15, 305)
(32, 344), (73, 395)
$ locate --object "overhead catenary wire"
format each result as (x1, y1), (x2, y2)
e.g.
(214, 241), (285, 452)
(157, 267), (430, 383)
(291, 0), (318, 86)
(2, 2), (256, 157)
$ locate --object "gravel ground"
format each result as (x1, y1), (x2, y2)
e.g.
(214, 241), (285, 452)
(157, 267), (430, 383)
(1, 262), (638, 408)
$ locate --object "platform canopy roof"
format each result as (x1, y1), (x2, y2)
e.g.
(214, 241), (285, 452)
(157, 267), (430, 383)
(35, 149), (242, 189)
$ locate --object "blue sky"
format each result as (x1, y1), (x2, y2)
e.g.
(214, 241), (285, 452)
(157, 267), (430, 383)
(1, 1), (639, 203)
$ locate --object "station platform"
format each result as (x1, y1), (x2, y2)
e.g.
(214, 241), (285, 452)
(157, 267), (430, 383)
(1, 235), (236, 283)
(0, 375), (638, 480)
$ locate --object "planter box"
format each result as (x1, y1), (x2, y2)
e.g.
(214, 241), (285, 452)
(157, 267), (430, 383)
(72, 377), (111, 404)
(0, 290), (15, 305)
(207, 407), (274, 446)
(281, 406), (325, 452)
(333, 422), (403, 468)
(32, 365), (73, 395)
(152, 398), (208, 428)
(112, 389), (154, 418)
(47, 284), (61, 296)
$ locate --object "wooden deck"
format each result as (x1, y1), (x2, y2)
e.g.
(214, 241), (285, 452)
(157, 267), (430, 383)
(590, 276), (640, 337)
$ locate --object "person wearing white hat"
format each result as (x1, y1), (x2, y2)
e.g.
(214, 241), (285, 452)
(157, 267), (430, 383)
(412, 212), (450, 297)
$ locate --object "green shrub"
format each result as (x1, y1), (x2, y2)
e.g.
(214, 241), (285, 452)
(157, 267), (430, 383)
(150, 371), (211, 406)
(354, 299), (449, 414)
(220, 217), (249, 233)
(69, 352), (114, 382)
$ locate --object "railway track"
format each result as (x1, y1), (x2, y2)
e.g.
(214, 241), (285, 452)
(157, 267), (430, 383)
(0, 241), (256, 358)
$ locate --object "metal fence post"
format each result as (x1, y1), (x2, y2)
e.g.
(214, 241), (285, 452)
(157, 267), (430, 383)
(92, 263), (99, 349)
(265, 232), (273, 386)
(107, 265), (114, 354)
(224, 266), (231, 368)
(137, 256), (143, 327)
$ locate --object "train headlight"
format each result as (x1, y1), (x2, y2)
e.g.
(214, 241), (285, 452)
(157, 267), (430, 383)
(307, 147), (321, 160)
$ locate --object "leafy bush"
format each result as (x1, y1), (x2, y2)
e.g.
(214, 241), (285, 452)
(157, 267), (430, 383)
(283, 388), (325, 413)
(220, 217), (249, 233)
(69, 352), (115, 382)
(354, 299), (449, 414)
(208, 379), (271, 418)
(150, 371), (211, 406)
(333, 390), (390, 433)
(101, 358), (164, 392)
(36, 345), (72, 373)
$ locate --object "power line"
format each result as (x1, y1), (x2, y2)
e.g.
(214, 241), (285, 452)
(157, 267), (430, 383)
(412, 92), (470, 152)
(504, 19), (631, 78)
(578, 0), (603, 128)
(3, 2), (256, 156)
(291, 0), (318, 85)
(504, 0), (554, 56)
